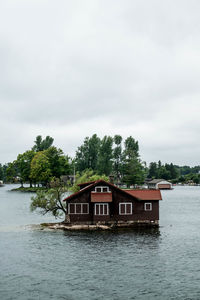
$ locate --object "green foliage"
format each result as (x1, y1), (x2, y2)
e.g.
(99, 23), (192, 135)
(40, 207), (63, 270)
(2, 135), (73, 186)
(113, 135), (122, 181)
(165, 163), (179, 179)
(75, 134), (101, 172)
(159, 166), (171, 180)
(75, 134), (114, 176)
(75, 137), (90, 171)
(88, 134), (101, 170)
(123, 136), (139, 159)
(183, 173), (200, 184)
(15, 150), (35, 186)
(30, 151), (52, 185)
(45, 146), (70, 178)
(5, 162), (18, 182)
(2, 164), (8, 182)
(174, 165), (200, 183)
(0, 164), (3, 181)
(147, 161), (179, 181)
(97, 136), (113, 176)
(11, 187), (47, 192)
(148, 162), (157, 178)
(71, 169), (109, 193)
(0, 164), (8, 182)
(191, 174), (200, 184)
(121, 136), (145, 186)
(147, 161), (200, 184)
(7, 133), (200, 188)
(30, 178), (68, 218)
(74, 134), (145, 185)
(122, 159), (145, 187)
(122, 155), (145, 187)
(32, 135), (54, 152)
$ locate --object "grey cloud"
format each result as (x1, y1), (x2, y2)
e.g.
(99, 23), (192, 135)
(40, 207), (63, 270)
(0, 0), (200, 165)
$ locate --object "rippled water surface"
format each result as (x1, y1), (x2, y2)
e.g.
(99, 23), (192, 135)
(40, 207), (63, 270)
(1, 184), (200, 300)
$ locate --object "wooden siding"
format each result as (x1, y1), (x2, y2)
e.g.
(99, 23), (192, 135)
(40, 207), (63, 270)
(67, 190), (93, 224)
(158, 184), (171, 189)
(66, 184), (160, 224)
(91, 192), (112, 202)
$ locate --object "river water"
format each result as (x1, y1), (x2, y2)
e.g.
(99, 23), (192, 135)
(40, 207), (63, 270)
(0, 184), (200, 300)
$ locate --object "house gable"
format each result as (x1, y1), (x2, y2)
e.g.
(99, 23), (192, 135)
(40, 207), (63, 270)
(63, 179), (139, 203)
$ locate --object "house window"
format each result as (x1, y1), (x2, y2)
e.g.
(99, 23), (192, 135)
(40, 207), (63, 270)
(68, 203), (89, 214)
(119, 203), (132, 215)
(95, 186), (110, 193)
(95, 203), (109, 215)
(144, 203), (152, 211)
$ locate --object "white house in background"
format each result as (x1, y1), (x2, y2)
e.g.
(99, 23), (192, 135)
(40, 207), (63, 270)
(148, 179), (172, 190)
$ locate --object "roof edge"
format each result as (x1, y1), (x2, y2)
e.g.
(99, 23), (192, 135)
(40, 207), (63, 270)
(63, 180), (140, 202)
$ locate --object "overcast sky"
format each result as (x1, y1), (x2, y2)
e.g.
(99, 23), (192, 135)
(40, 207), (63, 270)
(0, 0), (200, 166)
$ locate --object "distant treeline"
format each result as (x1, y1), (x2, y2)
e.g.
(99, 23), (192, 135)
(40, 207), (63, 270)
(148, 161), (200, 184)
(0, 134), (200, 186)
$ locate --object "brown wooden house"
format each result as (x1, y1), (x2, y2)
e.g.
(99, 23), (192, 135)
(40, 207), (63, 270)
(63, 180), (162, 227)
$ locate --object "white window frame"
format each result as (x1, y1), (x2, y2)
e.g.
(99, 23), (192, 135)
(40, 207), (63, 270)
(95, 186), (110, 193)
(119, 203), (132, 215)
(95, 203), (109, 215)
(68, 203), (89, 214)
(144, 202), (152, 211)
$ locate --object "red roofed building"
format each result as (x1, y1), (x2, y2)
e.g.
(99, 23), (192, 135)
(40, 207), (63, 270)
(63, 180), (162, 227)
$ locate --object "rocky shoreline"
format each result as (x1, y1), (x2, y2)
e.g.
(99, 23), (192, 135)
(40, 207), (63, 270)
(40, 221), (159, 231)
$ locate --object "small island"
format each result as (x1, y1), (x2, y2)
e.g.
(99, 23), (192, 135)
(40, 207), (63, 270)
(1, 134), (200, 231)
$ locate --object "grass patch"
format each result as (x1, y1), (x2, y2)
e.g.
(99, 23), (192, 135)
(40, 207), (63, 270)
(11, 187), (48, 193)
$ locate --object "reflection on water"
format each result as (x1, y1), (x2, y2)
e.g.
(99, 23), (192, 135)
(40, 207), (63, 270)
(1, 185), (200, 299)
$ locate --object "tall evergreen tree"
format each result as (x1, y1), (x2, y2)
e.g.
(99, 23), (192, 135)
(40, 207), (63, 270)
(169, 163), (179, 179)
(97, 136), (113, 176)
(32, 135), (54, 152)
(123, 136), (139, 159)
(113, 135), (122, 182)
(75, 137), (91, 172)
(158, 166), (170, 180)
(148, 162), (158, 178)
(122, 136), (144, 186)
(122, 156), (145, 187)
(88, 134), (101, 170)
(75, 134), (100, 172)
